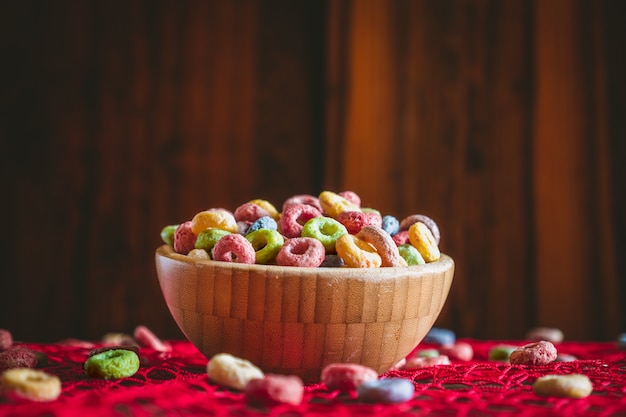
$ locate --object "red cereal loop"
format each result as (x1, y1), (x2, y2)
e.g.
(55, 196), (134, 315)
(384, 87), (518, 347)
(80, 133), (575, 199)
(245, 374), (304, 406)
(509, 341), (557, 366)
(392, 230), (410, 246)
(439, 342), (474, 361)
(403, 355), (451, 369)
(0, 347), (38, 372)
(276, 237), (325, 267)
(0, 329), (13, 351)
(278, 204), (323, 239)
(212, 233), (256, 264)
(321, 363), (378, 391)
(234, 202), (270, 223)
(174, 221), (197, 255)
(337, 211), (382, 234)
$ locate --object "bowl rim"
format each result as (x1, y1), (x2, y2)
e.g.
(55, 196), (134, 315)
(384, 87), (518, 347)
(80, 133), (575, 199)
(156, 244), (454, 280)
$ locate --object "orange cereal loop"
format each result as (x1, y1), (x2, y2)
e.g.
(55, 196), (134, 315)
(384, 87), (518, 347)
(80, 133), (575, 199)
(248, 199), (280, 220)
(408, 221), (440, 262)
(318, 191), (361, 219)
(335, 234), (382, 268)
(190, 209), (238, 235)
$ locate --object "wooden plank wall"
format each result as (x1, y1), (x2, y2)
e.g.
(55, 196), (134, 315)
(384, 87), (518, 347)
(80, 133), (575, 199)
(1, 0), (624, 343)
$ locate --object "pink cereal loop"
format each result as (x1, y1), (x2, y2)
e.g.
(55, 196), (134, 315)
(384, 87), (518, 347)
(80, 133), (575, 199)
(279, 204), (323, 239)
(356, 226), (408, 267)
(338, 190), (361, 207)
(212, 233), (256, 264)
(282, 194), (323, 213)
(133, 325), (171, 352)
(276, 237), (325, 267)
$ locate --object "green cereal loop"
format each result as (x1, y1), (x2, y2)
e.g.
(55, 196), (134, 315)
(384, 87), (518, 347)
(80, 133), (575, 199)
(301, 217), (348, 253)
(160, 225), (178, 246)
(488, 345), (518, 362)
(84, 349), (140, 379)
(246, 229), (284, 264)
(398, 244), (425, 266)
(416, 348), (440, 358)
(195, 228), (231, 253)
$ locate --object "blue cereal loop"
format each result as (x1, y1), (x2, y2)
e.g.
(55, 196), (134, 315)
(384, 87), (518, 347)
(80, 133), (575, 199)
(423, 327), (456, 346)
(381, 215), (400, 236)
(245, 216), (278, 235)
(357, 378), (415, 404)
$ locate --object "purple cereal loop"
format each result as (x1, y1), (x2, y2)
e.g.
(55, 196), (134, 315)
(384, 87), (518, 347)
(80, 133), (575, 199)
(400, 214), (441, 245)
(356, 226), (407, 267)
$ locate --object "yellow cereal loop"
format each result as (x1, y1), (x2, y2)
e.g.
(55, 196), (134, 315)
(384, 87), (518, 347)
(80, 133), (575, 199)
(190, 209), (238, 235)
(207, 353), (264, 390)
(533, 374), (593, 398)
(248, 199), (280, 221)
(408, 221), (441, 262)
(318, 191), (361, 219)
(1, 368), (62, 402)
(335, 234), (382, 268)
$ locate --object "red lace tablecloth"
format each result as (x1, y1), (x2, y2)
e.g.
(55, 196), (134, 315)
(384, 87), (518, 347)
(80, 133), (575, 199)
(1, 339), (625, 417)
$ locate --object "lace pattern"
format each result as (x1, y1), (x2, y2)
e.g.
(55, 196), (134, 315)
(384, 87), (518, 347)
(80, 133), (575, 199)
(1, 340), (624, 416)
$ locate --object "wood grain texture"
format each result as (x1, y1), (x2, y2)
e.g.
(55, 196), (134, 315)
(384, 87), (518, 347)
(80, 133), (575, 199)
(0, 0), (623, 344)
(155, 245), (454, 380)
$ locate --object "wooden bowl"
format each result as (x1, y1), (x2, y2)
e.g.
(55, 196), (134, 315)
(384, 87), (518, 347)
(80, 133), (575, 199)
(155, 244), (454, 382)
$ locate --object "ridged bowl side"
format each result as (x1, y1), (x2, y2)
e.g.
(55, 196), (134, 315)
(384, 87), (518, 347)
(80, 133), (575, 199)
(155, 245), (454, 382)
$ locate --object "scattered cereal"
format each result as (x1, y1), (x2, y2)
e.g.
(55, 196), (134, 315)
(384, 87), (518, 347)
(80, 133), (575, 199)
(509, 341), (557, 366)
(439, 341), (473, 361)
(321, 363), (379, 392)
(488, 345), (518, 362)
(133, 325), (171, 352)
(525, 327), (564, 343)
(245, 374), (304, 406)
(533, 374), (593, 398)
(207, 353), (264, 391)
(0, 347), (38, 372)
(1, 368), (61, 402)
(423, 327), (456, 346)
(357, 378), (415, 404)
(84, 348), (140, 379)
(403, 355), (450, 369)
(0, 329), (13, 351)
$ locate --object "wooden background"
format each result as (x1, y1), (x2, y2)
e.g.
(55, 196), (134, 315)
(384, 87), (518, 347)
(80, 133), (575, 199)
(1, 0), (624, 343)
